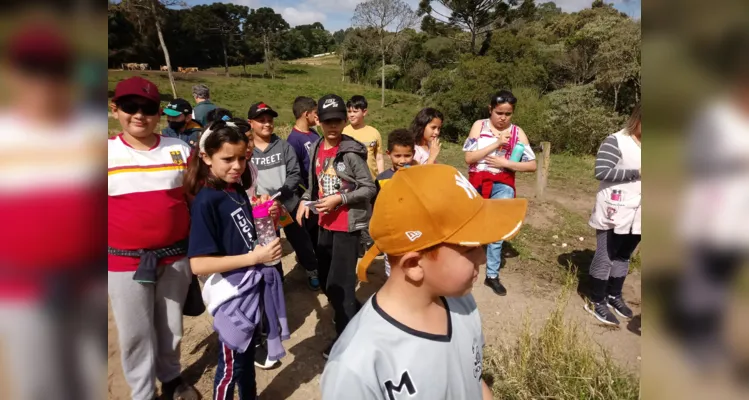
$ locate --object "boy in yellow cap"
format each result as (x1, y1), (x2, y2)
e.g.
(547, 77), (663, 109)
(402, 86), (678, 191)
(320, 164), (527, 399)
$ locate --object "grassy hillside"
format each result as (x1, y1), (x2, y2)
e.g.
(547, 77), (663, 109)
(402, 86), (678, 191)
(108, 62), (422, 136)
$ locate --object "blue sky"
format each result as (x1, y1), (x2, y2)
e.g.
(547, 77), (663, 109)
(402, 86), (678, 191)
(185, 0), (641, 31)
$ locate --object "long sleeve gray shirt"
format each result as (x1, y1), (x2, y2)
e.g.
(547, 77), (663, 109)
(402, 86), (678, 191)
(595, 135), (641, 182)
(251, 134), (302, 212)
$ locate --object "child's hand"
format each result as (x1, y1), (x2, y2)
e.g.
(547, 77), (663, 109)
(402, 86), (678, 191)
(268, 200), (280, 221)
(296, 202), (310, 225)
(251, 238), (282, 265)
(486, 155), (509, 170)
(429, 137), (441, 158)
(315, 194), (342, 214)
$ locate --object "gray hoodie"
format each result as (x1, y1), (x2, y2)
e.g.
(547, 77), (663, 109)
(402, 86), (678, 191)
(302, 134), (376, 232)
(252, 134), (302, 213)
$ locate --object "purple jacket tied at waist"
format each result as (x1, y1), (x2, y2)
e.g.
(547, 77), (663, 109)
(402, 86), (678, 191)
(212, 266), (289, 358)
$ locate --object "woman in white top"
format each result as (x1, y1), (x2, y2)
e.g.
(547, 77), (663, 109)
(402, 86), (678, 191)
(462, 90), (537, 296)
(585, 104), (641, 326)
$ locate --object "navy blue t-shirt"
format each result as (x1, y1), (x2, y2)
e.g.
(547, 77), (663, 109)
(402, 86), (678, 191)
(188, 186), (257, 264)
(287, 127), (320, 189)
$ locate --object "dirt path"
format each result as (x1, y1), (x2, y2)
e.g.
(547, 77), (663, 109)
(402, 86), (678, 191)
(108, 254), (640, 399)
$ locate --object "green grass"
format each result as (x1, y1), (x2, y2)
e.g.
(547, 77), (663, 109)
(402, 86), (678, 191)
(108, 62), (422, 138)
(482, 269), (640, 399)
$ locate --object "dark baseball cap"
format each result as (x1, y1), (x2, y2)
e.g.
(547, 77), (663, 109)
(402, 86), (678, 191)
(163, 98), (192, 117)
(6, 23), (72, 78)
(247, 102), (279, 119)
(113, 76), (161, 104)
(317, 94), (347, 122)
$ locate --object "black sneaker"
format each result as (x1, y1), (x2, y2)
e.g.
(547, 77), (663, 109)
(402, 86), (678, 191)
(323, 341), (335, 360)
(484, 277), (507, 296)
(607, 295), (634, 319)
(584, 300), (620, 326)
(254, 342), (280, 369)
(307, 270), (321, 291)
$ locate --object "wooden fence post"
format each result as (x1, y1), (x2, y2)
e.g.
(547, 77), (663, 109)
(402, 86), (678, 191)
(535, 141), (551, 199)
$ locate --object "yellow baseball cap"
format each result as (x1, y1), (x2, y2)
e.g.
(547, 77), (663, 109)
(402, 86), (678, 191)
(357, 164), (528, 282)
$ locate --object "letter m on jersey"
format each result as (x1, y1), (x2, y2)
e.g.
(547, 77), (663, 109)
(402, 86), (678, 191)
(384, 370), (417, 400)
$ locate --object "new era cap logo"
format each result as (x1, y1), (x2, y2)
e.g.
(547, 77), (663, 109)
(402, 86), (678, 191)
(405, 231), (422, 241)
(322, 99), (338, 109)
(455, 173), (479, 199)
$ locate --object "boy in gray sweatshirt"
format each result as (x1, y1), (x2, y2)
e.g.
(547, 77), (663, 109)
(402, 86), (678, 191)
(247, 102), (320, 291)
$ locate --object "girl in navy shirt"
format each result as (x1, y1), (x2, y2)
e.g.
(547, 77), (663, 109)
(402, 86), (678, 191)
(183, 119), (283, 400)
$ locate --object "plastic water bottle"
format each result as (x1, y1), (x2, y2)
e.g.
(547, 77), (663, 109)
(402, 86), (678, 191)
(509, 142), (525, 162)
(251, 200), (280, 265)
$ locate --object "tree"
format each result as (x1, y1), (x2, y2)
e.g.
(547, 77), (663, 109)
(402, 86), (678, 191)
(183, 3), (248, 77)
(116, 0), (184, 98)
(353, 0), (419, 107)
(593, 20), (640, 109)
(418, 0), (514, 55)
(245, 7), (289, 79)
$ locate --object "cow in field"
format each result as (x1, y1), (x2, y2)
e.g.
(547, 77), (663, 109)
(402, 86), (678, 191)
(177, 67), (184, 73)
(183, 67), (199, 73)
(125, 63), (139, 70)
(160, 65), (169, 71)
(139, 63), (149, 70)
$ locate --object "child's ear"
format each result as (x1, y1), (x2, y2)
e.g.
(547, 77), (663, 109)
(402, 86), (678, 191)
(363, 109), (368, 117)
(200, 152), (212, 166)
(399, 251), (424, 282)
(110, 102), (118, 114)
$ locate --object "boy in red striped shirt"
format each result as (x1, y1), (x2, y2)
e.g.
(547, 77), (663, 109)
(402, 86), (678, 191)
(108, 76), (198, 400)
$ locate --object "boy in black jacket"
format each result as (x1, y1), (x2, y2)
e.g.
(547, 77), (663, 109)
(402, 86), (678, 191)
(296, 94), (376, 358)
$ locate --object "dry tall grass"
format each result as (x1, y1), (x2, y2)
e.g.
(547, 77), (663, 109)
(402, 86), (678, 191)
(482, 269), (639, 399)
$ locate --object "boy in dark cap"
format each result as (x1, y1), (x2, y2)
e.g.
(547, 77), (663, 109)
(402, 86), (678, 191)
(161, 98), (202, 147)
(296, 94), (376, 358)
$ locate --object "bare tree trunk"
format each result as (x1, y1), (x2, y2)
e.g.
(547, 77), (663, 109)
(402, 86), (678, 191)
(614, 84), (620, 111)
(222, 39), (229, 77)
(151, 0), (176, 98)
(341, 49), (345, 83)
(381, 33), (385, 108)
(470, 31), (476, 55)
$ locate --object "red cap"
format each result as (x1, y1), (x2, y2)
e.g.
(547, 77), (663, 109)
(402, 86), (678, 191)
(113, 76), (160, 104)
(7, 24), (71, 67)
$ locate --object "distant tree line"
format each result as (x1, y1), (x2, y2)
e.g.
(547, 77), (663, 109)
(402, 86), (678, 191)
(108, 0), (335, 77)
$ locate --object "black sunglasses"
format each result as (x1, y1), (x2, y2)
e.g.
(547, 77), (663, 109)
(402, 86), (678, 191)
(117, 99), (160, 116)
(494, 96), (517, 105)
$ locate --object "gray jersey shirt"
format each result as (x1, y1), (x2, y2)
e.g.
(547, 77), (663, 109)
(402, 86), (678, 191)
(321, 294), (485, 400)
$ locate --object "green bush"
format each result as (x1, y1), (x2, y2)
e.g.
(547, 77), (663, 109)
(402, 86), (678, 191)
(537, 84), (624, 154)
(421, 56), (511, 142)
(510, 87), (550, 146)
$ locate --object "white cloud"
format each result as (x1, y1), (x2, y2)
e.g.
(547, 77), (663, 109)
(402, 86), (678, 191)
(280, 7), (328, 26)
(304, 0), (362, 12)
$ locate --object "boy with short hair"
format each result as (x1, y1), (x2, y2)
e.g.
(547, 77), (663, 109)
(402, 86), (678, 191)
(161, 98), (202, 147)
(375, 128), (415, 193)
(288, 96), (322, 247)
(108, 77), (198, 400)
(321, 164), (528, 400)
(247, 101), (321, 292)
(296, 94), (376, 358)
(343, 95), (383, 255)
(374, 128), (416, 277)
(343, 95), (384, 178)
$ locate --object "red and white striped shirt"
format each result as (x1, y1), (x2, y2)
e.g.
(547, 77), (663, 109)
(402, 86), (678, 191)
(108, 133), (191, 272)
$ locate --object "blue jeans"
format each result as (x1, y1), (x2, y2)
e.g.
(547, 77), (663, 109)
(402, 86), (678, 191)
(483, 183), (515, 279)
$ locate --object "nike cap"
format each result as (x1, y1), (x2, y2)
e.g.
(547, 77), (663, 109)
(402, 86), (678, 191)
(317, 94), (347, 122)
